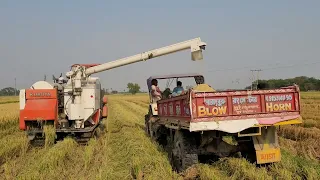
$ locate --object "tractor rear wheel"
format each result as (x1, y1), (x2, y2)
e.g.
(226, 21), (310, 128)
(172, 130), (198, 172)
(144, 107), (153, 136)
(145, 113), (157, 141)
(148, 117), (158, 142)
(144, 114), (150, 136)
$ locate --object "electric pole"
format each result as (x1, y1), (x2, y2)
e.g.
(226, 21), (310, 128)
(14, 78), (17, 96)
(250, 69), (262, 90)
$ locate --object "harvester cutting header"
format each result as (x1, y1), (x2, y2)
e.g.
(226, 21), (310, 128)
(19, 37), (207, 144)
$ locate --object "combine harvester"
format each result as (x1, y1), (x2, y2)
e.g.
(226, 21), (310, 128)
(145, 73), (302, 172)
(19, 37), (207, 145)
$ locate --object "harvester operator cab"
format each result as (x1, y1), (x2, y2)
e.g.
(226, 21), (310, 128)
(58, 77), (65, 84)
(53, 73), (68, 84)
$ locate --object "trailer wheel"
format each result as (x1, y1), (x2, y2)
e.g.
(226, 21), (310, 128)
(238, 139), (256, 163)
(166, 132), (174, 167)
(172, 130), (198, 172)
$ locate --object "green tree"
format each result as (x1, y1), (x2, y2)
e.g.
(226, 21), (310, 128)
(245, 76), (320, 91)
(0, 87), (19, 96)
(127, 83), (140, 94)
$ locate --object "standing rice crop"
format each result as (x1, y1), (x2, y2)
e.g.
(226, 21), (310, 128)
(43, 124), (56, 148)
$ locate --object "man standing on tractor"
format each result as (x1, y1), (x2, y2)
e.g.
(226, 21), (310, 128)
(151, 79), (162, 102)
(172, 81), (184, 97)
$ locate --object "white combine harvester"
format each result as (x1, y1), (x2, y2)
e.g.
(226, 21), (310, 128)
(19, 37), (207, 145)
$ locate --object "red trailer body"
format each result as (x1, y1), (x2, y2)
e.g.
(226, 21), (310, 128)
(156, 85), (301, 132)
(145, 74), (302, 172)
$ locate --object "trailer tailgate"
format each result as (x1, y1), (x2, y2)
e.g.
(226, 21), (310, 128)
(189, 86), (301, 132)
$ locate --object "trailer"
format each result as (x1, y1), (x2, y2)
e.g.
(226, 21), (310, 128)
(145, 73), (302, 172)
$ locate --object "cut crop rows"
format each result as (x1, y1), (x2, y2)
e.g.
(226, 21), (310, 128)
(0, 92), (319, 179)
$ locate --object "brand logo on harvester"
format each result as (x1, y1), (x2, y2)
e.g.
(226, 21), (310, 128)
(30, 92), (51, 97)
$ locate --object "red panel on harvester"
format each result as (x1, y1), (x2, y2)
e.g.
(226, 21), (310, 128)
(20, 98), (57, 130)
(20, 99), (57, 121)
(20, 89), (58, 130)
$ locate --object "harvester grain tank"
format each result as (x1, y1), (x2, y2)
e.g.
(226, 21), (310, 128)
(19, 37), (207, 145)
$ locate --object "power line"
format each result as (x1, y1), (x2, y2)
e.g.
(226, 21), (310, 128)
(206, 61), (320, 73)
(193, 60), (320, 90)
(261, 61), (320, 70)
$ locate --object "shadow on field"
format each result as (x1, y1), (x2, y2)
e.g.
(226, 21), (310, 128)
(110, 123), (145, 134)
(198, 155), (220, 164)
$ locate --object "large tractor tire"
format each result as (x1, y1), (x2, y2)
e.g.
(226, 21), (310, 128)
(144, 114), (151, 136)
(148, 119), (158, 142)
(144, 108), (158, 142)
(144, 107), (153, 136)
(165, 129), (175, 168)
(171, 130), (198, 172)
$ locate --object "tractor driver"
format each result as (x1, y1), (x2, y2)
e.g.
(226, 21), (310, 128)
(172, 81), (184, 97)
(151, 79), (162, 102)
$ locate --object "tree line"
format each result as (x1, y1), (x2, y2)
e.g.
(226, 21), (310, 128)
(246, 76), (320, 91)
(0, 87), (19, 96)
(0, 83), (142, 96)
(2, 76), (319, 96)
(100, 83), (142, 95)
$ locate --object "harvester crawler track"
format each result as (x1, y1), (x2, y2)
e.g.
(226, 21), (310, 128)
(29, 137), (93, 147)
(28, 123), (105, 147)
(30, 138), (46, 147)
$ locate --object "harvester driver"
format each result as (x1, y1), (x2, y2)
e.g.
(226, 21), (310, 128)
(58, 76), (65, 84)
(151, 79), (162, 102)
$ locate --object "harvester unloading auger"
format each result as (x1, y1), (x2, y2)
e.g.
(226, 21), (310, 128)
(19, 38), (207, 145)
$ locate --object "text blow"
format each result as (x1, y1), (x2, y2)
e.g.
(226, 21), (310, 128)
(197, 106), (227, 117)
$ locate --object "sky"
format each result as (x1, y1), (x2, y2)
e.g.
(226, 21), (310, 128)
(0, 0), (319, 91)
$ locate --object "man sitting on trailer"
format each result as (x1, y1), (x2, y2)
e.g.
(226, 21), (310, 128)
(151, 79), (162, 102)
(162, 88), (172, 99)
(172, 81), (184, 97)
